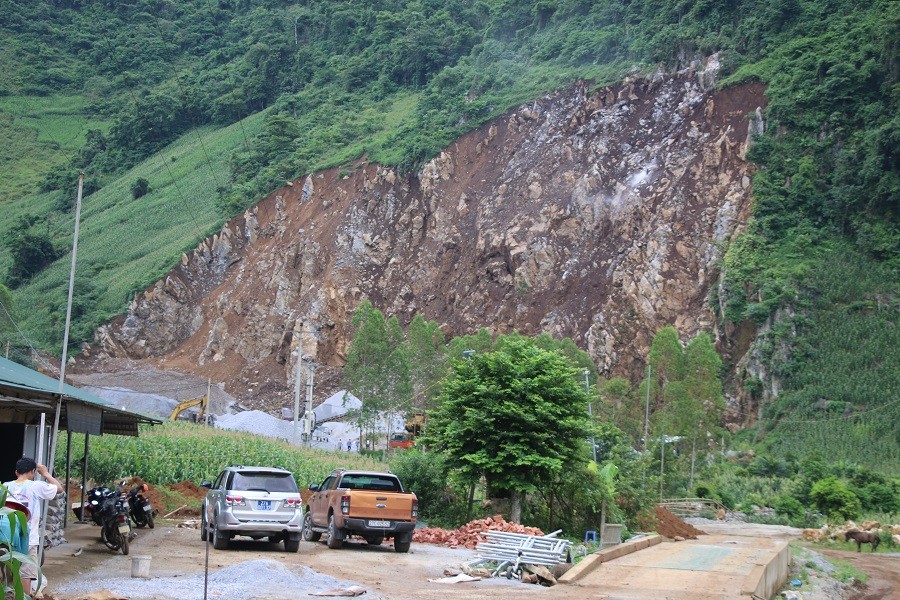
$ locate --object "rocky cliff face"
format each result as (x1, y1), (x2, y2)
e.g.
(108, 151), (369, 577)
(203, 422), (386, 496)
(85, 58), (766, 417)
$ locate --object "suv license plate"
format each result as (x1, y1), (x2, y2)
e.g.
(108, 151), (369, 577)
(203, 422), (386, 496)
(368, 520), (390, 528)
(257, 500), (272, 510)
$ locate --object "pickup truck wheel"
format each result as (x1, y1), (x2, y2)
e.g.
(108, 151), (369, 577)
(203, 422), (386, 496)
(365, 536), (383, 546)
(326, 515), (343, 549)
(394, 537), (411, 553)
(302, 512), (321, 542)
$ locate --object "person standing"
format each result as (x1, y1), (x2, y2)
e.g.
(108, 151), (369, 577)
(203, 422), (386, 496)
(4, 457), (63, 597)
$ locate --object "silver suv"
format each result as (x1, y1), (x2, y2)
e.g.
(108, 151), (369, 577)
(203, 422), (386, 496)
(201, 466), (304, 552)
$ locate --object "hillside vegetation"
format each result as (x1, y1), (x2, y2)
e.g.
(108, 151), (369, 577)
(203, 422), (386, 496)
(1, 1), (898, 471)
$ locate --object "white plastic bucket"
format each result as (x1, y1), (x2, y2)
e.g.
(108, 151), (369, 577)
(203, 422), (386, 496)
(131, 555), (152, 578)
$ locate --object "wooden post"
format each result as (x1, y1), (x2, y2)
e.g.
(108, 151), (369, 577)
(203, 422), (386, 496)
(80, 434), (89, 522)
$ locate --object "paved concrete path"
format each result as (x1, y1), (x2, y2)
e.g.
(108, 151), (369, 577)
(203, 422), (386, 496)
(565, 534), (788, 599)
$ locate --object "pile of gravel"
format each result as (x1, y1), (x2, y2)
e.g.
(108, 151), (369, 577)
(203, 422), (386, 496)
(216, 410), (295, 441)
(57, 558), (364, 600)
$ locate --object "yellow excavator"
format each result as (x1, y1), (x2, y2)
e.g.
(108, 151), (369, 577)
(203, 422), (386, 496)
(169, 380), (212, 424)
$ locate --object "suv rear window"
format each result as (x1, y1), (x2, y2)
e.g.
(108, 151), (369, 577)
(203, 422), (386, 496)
(339, 474), (402, 492)
(231, 472), (298, 493)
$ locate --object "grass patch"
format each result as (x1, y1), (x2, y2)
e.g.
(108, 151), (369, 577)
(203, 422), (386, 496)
(0, 95), (111, 203)
(831, 558), (868, 585)
(3, 112), (267, 349)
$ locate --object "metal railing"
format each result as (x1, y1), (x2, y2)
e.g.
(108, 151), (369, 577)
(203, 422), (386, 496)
(659, 497), (728, 518)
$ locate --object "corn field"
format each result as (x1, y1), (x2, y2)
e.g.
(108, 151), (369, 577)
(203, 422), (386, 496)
(54, 422), (387, 486)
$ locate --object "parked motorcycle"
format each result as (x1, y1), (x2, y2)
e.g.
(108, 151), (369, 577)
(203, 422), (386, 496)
(85, 486), (131, 555)
(126, 483), (155, 529)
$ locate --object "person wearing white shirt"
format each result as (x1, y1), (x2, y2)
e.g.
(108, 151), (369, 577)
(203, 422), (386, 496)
(4, 457), (63, 596)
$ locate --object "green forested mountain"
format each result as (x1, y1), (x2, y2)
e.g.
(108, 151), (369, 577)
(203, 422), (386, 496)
(0, 1), (897, 470)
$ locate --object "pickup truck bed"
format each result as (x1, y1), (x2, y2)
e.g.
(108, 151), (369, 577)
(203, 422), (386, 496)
(302, 470), (418, 552)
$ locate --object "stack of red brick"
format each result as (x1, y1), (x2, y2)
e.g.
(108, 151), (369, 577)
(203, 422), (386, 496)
(412, 514), (545, 549)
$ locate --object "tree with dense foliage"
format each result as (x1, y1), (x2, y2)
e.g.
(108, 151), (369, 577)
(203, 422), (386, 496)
(406, 314), (445, 411)
(423, 334), (590, 523)
(809, 477), (861, 522)
(344, 301), (424, 448)
(2, 215), (60, 288)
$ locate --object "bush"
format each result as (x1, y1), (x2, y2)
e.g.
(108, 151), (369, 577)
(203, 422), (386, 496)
(809, 477), (861, 522)
(773, 494), (804, 520)
(130, 177), (151, 199)
(388, 449), (462, 527)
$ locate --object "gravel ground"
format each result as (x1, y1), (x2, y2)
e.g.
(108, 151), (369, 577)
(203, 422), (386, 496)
(56, 558), (363, 600)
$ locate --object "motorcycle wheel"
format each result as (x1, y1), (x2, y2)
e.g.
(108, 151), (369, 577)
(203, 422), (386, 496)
(119, 530), (130, 555)
(101, 526), (120, 551)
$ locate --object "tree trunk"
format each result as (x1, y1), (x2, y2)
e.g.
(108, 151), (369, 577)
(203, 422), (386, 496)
(509, 490), (522, 524)
(465, 482), (476, 522)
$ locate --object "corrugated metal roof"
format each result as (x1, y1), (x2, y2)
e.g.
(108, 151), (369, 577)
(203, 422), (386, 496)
(0, 356), (160, 436)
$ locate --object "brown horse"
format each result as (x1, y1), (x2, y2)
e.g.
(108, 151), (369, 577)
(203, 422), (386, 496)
(844, 529), (880, 552)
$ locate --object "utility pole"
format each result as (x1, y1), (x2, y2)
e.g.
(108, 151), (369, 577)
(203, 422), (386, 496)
(302, 358), (314, 447)
(292, 323), (303, 446)
(659, 434), (665, 502)
(643, 364), (651, 452)
(584, 369), (597, 462)
(39, 172), (83, 564)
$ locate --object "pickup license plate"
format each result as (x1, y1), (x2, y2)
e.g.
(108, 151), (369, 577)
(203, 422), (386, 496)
(368, 520), (390, 528)
(118, 524), (130, 534)
(143, 504), (152, 512)
(257, 500), (272, 511)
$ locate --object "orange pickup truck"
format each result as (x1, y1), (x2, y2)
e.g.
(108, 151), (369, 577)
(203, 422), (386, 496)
(301, 469), (417, 552)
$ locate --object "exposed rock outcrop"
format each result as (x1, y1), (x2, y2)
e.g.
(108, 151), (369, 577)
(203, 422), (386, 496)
(88, 57), (766, 413)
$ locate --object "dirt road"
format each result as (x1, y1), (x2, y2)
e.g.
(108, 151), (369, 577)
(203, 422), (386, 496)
(42, 522), (561, 600)
(820, 549), (900, 600)
(42, 520), (899, 600)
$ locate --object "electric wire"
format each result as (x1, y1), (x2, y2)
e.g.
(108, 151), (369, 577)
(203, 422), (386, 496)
(96, 27), (207, 242)
(0, 300), (59, 374)
(148, 14), (222, 189)
(202, 0), (252, 153)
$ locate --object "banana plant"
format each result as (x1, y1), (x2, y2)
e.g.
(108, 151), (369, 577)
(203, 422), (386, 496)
(0, 484), (35, 600)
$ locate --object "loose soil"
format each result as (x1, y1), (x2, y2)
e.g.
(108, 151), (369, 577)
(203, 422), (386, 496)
(654, 506), (705, 539)
(820, 549), (900, 600)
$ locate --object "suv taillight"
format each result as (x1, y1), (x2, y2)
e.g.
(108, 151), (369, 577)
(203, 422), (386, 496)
(340, 495), (350, 515)
(283, 497), (302, 509)
(225, 495), (245, 506)
(411, 499), (418, 519)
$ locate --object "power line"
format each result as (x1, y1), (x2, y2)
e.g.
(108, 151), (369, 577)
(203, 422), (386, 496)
(97, 28), (208, 242)
(202, 0), (252, 153)
(762, 396), (900, 425)
(0, 300), (59, 373)
(149, 14), (222, 190)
